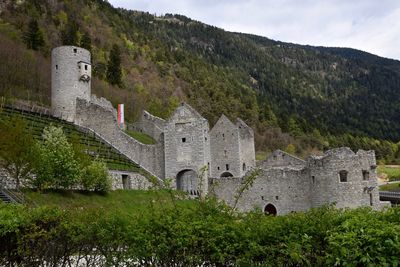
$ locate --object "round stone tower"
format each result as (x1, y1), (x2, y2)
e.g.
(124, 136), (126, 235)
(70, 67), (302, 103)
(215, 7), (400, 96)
(51, 46), (92, 122)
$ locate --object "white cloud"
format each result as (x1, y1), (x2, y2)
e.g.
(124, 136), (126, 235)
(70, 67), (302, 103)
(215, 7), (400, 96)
(109, 0), (400, 60)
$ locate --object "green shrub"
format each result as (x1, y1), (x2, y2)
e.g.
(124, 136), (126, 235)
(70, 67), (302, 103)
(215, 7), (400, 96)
(81, 159), (112, 192)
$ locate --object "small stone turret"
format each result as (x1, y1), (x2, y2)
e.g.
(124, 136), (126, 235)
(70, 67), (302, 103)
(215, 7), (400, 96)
(51, 46), (92, 122)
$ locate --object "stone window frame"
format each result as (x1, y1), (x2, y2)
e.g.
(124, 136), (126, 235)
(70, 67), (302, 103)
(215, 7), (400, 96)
(339, 170), (348, 183)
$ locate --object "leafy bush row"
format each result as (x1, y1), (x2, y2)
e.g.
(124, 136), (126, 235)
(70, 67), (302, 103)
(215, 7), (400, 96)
(0, 200), (399, 266)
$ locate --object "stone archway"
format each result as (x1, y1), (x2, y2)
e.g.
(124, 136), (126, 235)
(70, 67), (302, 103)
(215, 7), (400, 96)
(264, 203), (277, 216)
(220, 172), (234, 178)
(176, 169), (198, 196)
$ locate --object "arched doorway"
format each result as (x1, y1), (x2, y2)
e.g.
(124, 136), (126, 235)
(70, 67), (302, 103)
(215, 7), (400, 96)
(220, 172), (234, 177)
(176, 169), (198, 196)
(264, 204), (277, 216)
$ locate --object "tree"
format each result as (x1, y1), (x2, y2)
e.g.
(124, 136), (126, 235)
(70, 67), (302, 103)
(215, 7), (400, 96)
(81, 159), (111, 193)
(23, 19), (44, 50)
(33, 126), (80, 190)
(0, 118), (35, 189)
(80, 32), (92, 53)
(106, 44), (122, 87)
(61, 19), (80, 46)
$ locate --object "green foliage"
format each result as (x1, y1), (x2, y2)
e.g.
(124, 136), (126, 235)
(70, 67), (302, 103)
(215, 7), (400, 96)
(80, 31), (92, 52)
(0, 117), (35, 188)
(106, 44), (122, 87)
(81, 159), (112, 192)
(124, 129), (156, 144)
(1, 196), (400, 266)
(23, 18), (44, 50)
(379, 182), (400, 192)
(33, 125), (80, 190)
(61, 18), (80, 46)
(378, 165), (400, 181)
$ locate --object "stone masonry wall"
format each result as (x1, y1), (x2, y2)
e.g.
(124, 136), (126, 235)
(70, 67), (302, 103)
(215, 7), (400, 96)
(75, 98), (165, 179)
(212, 167), (311, 215)
(262, 150), (306, 169)
(210, 115), (241, 177)
(237, 119), (256, 176)
(51, 46), (91, 122)
(109, 170), (153, 190)
(130, 110), (166, 142)
(309, 148), (389, 209)
(164, 103), (210, 193)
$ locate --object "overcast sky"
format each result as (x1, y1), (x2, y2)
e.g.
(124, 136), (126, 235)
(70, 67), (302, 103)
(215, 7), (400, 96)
(109, 0), (400, 60)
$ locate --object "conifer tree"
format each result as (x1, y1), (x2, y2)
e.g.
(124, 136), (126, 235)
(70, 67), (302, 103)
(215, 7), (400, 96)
(23, 19), (44, 50)
(80, 32), (92, 53)
(106, 44), (122, 87)
(61, 20), (80, 46)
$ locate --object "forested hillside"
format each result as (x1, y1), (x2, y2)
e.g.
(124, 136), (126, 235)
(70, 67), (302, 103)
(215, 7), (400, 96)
(0, 0), (399, 161)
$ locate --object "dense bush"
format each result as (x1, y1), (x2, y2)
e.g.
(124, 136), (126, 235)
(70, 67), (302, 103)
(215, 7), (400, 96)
(0, 200), (399, 266)
(81, 160), (112, 192)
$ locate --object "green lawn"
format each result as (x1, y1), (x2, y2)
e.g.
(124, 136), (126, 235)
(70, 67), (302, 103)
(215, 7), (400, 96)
(378, 165), (400, 181)
(379, 182), (400, 192)
(23, 189), (194, 214)
(124, 129), (157, 145)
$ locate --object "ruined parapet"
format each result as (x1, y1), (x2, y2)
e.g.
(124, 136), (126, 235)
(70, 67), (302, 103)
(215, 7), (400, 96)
(164, 103), (210, 194)
(262, 150), (306, 169)
(51, 46), (91, 122)
(308, 147), (389, 209)
(90, 94), (116, 117)
(130, 110), (166, 142)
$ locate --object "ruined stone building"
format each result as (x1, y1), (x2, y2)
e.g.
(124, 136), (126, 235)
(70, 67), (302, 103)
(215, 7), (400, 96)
(46, 45), (390, 214)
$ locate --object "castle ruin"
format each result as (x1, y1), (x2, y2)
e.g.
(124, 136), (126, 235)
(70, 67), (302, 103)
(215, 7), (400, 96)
(46, 46), (391, 214)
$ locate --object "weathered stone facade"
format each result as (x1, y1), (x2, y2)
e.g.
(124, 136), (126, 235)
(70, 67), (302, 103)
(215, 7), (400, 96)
(51, 46), (91, 122)
(212, 148), (390, 215)
(210, 115), (256, 178)
(109, 170), (152, 190)
(163, 103), (210, 195)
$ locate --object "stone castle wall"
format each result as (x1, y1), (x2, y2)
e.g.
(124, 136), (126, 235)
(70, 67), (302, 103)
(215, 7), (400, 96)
(130, 111), (166, 142)
(109, 170), (153, 190)
(212, 167), (311, 215)
(309, 148), (384, 209)
(75, 98), (165, 179)
(262, 150), (306, 168)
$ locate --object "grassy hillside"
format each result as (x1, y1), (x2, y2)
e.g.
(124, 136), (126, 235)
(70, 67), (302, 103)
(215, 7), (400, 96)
(1, 0), (400, 161)
(0, 104), (144, 173)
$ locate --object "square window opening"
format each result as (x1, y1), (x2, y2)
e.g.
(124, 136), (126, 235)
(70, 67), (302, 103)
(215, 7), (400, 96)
(182, 138), (186, 143)
(362, 170), (369, 181)
(339, 170), (348, 182)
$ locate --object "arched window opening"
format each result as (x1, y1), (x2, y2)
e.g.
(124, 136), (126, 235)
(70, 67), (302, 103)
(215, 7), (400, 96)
(264, 204), (277, 216)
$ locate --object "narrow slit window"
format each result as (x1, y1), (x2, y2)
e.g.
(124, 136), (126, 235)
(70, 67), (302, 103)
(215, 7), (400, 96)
(226, 164), (229, 171)
(85, 65), (88, 70)
(362, 170), (369, 181)
(55, 65), (58, 70)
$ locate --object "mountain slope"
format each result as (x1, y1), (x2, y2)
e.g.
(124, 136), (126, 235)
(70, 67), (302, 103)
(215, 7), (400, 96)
(0, 0), (399, 159)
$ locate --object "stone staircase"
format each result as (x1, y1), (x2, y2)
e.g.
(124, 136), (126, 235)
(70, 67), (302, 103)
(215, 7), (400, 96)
(0, 189), (13, 203)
